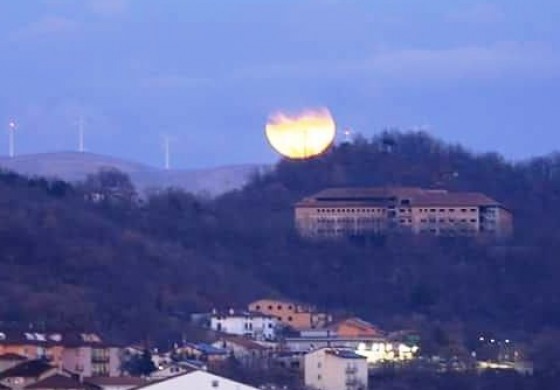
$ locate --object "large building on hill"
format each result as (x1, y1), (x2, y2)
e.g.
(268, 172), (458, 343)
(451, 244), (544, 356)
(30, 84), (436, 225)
(295, 187), (513, 239)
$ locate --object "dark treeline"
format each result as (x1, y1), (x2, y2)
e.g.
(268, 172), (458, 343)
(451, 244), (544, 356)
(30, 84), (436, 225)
(1, 131), (560, 368)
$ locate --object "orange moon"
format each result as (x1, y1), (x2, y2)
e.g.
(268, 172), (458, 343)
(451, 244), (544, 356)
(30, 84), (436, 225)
(265, 108), (336, 160)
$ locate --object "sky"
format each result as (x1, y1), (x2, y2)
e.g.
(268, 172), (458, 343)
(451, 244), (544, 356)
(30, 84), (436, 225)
(0, 0), (559, 169)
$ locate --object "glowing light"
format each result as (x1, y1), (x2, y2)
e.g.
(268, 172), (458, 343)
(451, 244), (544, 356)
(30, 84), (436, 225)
(265, 108), (336, 160)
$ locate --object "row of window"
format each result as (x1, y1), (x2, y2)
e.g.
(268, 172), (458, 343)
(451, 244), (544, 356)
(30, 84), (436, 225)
(315, 208), (384, 214)
(254, 304), (294, 311)
(418, 208), (478, 213)
(419, 218), (477, 224)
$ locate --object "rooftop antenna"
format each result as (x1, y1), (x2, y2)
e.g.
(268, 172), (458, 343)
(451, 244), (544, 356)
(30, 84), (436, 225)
(343, 128), (353, 143)
(77, 117), (85, 152)
(7, 121), (16, 157)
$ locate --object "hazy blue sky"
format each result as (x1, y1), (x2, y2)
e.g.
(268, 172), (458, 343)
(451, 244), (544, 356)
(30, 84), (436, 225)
(0, 0), (558, 168)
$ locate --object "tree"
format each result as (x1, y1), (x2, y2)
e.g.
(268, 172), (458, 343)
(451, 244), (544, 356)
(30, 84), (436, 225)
(122, 349), (157, 377)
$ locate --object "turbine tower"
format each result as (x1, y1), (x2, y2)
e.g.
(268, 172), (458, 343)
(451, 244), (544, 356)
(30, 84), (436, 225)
(7, 121), (16, 157)
(78, 117), (85, 152)
(164, 136), (171, 170)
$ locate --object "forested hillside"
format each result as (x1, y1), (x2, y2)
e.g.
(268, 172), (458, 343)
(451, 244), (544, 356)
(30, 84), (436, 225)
(1, 131), (560, 348)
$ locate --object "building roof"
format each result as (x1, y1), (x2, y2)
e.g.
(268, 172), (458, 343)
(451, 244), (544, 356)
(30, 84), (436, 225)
(183, 343), (228, 356)
(296, 187), (503, 208)
(327, 317), (383, 335)
(0, 331), (117, 348)
(216, 336), (269, 351)
(131, 370), (259, 390)
(84, 377), (147, 387)
(0, 359), (55, 379)
(0, 352), (27, 361)
(324, 348), (366, 360)
(25, 374), (95, 390)
(210, 310), (276, 319)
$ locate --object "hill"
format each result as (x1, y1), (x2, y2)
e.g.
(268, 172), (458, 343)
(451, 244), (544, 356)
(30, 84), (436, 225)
(0, 152), (267, 196)
(1, 131), (560, 350)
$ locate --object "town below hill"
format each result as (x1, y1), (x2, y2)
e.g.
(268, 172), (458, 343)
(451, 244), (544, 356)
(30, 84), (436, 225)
(1, 131), (560, 388)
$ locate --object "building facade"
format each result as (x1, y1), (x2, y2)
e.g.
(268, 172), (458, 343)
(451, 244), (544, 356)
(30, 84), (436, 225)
(304, 348), (368, 390)
(248, 299), (331, 330)
(295, 187), (513, 239)
(61, 345), (121, 377)
(209, 310), (278, 341)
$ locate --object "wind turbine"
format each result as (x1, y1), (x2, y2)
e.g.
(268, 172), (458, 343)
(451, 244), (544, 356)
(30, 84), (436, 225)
(77, 116), (85, 152)
(163, 135), (171, 170)
(7, 121), (16, 157)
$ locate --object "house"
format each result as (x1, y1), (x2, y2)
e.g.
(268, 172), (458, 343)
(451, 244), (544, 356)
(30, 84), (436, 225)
(248, 299), (331, 330)
(177, 343), (228, 363)
(326, 317), (383, 338)
(83, 376), (147, 390)
(0, 331), (123, 377)
(0, 353), (28, 373)
(135, 369), (260, 390)
(0, 359), (58, 390)
(304, 348), (368, 390)
(295, 187), (513, 239)
(24, 374), (95, 390)
(0, 331), (65, 367)
(209, 310), (278, 341)
(212, 336), (272, 368)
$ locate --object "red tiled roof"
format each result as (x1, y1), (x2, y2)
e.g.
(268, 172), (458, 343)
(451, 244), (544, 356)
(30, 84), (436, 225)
(0, 353), (27, 361)
(218, 336), (268, 351)
(84, 377), (147, 387)
(296, 187), (502, 208)
(25, 374), (95, 390)
(0, 360), (55, 379)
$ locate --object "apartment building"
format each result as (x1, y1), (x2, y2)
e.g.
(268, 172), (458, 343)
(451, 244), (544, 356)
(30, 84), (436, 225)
(304, 348), (368, 390)
(295, 187), (513, 239)
(248, 299), (331, 330)
(0, 331), (121, 377)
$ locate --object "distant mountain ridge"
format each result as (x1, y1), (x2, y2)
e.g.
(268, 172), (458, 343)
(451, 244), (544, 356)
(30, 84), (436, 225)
(0, 152), (269, 196)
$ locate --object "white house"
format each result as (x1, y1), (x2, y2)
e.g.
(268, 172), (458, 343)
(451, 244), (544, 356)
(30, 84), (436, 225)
(135, 369), (259, 390)
(209, 310), (278, 341)
(304, 348), (368, 390)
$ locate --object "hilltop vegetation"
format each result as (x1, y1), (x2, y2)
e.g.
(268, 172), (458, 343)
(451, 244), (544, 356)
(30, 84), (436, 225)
(1, 131), (560, 354)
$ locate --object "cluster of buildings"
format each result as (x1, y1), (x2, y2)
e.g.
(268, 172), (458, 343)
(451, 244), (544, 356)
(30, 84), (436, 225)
(295, 187), (513, 239)
(0, 331), (263, 390)
(188, 298), (421, 390)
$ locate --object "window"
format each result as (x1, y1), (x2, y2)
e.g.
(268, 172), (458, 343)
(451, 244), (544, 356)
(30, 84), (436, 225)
(461, 208), (467, 212)
(277, 305), (282, 310)
(255, 305), (261, 311)
(288, 316), (293, 322)
(211, 379), (219, 388)
(318, 374), (322, 381)
(288, 305), (293, 310)
(268, 305), (273, 310)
